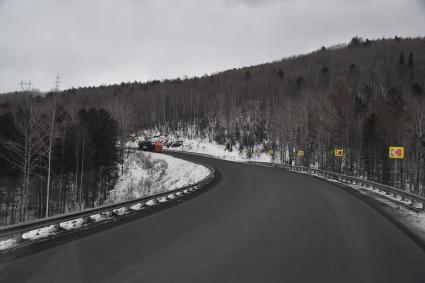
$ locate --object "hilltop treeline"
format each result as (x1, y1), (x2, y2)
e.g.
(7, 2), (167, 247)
(1, 36), (425, 223)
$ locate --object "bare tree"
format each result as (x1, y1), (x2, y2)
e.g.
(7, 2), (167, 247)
(40, 94), (65, 218)
(2, 94), (44, 221)
(406, 96), (425, 194)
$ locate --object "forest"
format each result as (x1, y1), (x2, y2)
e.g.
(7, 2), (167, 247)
(0, 100), (122, 225)
(0, 36), (424, 225)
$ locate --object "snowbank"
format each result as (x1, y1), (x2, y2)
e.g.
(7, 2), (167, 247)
(0, 238), (17, 251)
(169, 138), (275, 163)
(22, 225), (58, 241)
(108, 151), (210, 203)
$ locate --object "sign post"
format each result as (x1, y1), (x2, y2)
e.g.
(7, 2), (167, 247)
(389, 146), (404, 188)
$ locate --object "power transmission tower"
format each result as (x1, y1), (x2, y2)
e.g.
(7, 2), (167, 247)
(54, 74), (61, 92)
(20, 80), (32, 91)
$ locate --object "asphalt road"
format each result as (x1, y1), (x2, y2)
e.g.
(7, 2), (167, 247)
(1, 153), (425, 283)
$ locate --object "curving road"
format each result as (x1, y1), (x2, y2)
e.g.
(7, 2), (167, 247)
(1, 153), (425, 282)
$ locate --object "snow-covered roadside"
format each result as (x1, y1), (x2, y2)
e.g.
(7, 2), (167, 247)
(0, 239), (17, 251)
(168, 138), (275, 163)
(354, 185), (425, 231)
(0, 150), (210, 252)
(350, 183), (425, 235)
(107, 150), (210, 203)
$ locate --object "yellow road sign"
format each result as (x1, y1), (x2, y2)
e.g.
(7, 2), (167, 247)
(297, 150), (304, 157)
(389, 146), (404, 159)
(334, 149), (344, 157)
(268, 149), (274, 156)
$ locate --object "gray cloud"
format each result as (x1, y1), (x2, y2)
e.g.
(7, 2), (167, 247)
(0, 0), (424, 93)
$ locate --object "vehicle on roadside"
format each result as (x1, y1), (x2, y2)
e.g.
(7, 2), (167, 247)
(153, 140), (163, 153)
(171, 140), (183, 147)
(138, 140), (163, 153)
(138, 140), (155, 151)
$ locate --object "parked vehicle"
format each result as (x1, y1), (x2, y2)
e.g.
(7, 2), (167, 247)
(138, 140), (163, 153)
(138, 140), (155, 151)
(171, 140), (183, 147)
(153, 140), (163, 153)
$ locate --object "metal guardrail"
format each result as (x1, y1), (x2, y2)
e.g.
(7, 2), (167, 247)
(0, 154), (215, 243)
(247, 161), (425, 210)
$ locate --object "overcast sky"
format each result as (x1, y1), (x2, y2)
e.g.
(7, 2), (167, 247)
(0, 0), (424, 93)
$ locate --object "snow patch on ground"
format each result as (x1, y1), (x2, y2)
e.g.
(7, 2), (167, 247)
(22, 225), (58, 241)
(108, 151), (210, 203)
(90, 213), (112, 222)
(130, 203), (144, 210)
(0, 238), (17, 251)
(167, 194), (176, 199)
(60, 218), (84, 231)
(168, 138), (276, 163)
(113, 207), (128, 216)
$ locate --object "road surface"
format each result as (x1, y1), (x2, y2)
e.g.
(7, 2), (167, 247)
(1, 153), (425, 282)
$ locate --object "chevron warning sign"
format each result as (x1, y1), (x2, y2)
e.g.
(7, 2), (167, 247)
(389, 146), (404, 159)
(334, 149), (344, 157)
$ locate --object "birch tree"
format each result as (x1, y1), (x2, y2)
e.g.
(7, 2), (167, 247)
(40, 96), (66, 218)
(3, 95), (44, 221)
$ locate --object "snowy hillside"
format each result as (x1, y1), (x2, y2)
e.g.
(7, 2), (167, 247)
(166, 137), (279, 163)
(107, 151), (210, 203)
